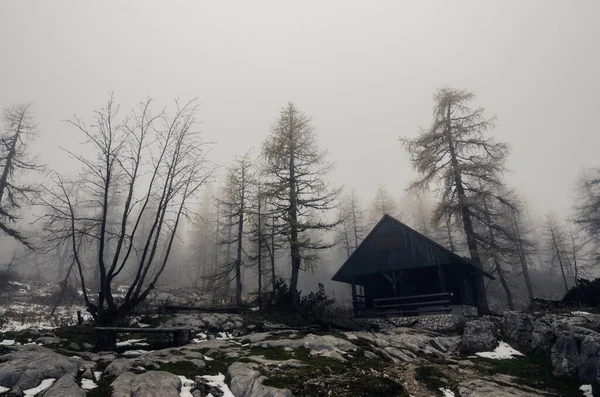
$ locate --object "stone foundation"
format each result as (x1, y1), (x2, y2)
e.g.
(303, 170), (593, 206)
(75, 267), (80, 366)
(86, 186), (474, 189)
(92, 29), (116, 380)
(367, 313), (466, 334)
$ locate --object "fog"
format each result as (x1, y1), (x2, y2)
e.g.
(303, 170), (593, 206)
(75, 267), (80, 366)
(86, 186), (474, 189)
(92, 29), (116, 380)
(1, 1), (600, 308)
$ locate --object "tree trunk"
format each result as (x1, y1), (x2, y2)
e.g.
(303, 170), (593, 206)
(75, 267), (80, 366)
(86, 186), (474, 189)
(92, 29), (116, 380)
(445, 105), (490, 315)
(550, 228), (569, 293)
(512, 211), (534, 304)
(342, 220), (351, 258)
(446, 216), (455, 253)
(288, 115), (301, 308)
(270, 216), (276, 295)
(494, 255), (515, 310)
(351, 193), (360, 250)
(234, 180), (245, 306)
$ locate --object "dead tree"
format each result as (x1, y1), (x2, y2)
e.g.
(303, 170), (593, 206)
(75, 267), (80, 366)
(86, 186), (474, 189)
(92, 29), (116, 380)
(39, 96), (213, 345)
(212, 153), (253, 306)
(574, 167), (600, 243)
(0, 103), (43, 248)
(543, 213), (573, 294)
(508, 206), (536, 304)
(247, 180), (271, 308)
(336, 190), (368, 258)
(401, 87), (511, 315)
(369, 185), (399, 225)
(262, 102), (341, 307)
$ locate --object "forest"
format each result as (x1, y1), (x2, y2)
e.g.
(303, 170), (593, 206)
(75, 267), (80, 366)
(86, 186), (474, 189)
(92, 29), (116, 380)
(1, 87), (598, 321)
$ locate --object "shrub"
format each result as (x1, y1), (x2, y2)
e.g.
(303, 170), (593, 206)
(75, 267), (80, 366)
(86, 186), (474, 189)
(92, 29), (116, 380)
(562, 278), (600, 307)
(0, 269), (18, 291)
(263, 278), (335, 326)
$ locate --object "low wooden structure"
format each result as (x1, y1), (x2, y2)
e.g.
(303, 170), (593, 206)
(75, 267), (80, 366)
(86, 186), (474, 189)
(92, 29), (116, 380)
(332, 214), (493, 317)
(95, 326), (191, 350)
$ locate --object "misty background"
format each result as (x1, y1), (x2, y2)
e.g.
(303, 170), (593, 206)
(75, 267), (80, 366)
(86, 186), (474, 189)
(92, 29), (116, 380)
(1, 0), (599, 310)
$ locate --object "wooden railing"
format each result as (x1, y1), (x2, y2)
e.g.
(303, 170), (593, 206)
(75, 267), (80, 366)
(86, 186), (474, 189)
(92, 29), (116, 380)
(368, 292), (453, 317)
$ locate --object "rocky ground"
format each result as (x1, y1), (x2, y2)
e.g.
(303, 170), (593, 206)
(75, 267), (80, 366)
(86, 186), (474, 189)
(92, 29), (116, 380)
(0, 283), (598, 397)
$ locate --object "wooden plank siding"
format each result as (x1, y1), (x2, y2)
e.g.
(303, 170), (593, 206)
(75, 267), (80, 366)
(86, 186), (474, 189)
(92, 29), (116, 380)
(333, 216), (457, 282)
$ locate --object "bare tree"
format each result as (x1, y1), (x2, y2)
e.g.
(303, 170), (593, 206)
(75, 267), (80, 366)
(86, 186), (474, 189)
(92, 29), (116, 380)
(543, 213), (574, 294)
(369, 185), (399, 225)
(1, 103), (43, 248)
(401, 87), (510, 315)
(212, 153), (253, 306)
(247, 180), (271, 308)
(336, 190), (368, 258)
(40, 96), (213, 344)
(262, 102), (340, 307)
(574, 167), (600, 243)
(506, 204), (537, 305)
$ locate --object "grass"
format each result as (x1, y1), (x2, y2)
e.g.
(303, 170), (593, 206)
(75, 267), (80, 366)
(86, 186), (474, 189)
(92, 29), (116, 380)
(415, 366), (457, 396)
(261, 346), (407, 397)
(158, 360), (202, 378)
(472, 355), (582, 397)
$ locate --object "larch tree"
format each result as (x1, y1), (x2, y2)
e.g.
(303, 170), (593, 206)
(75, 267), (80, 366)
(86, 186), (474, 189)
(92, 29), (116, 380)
(543, 213), (575, 293)
(261, 102), (340, 307)
(574, 167), (600, 263)
(336, 190), (368, 258)
(401, 87), (511, 315)
(369, 185), (399, 225)
(213, 153), (254, 306)
(506, 203), (537, 305)
(40, 96), (213, 346)
(247, 179), (270, 308)
(0, 103), (43, 249)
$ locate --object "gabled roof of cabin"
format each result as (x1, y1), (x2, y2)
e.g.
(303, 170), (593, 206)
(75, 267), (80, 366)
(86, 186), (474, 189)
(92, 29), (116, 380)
(331, 214), (494, 284)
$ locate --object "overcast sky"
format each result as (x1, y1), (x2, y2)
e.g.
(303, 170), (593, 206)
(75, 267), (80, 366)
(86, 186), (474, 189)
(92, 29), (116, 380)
(1, 0), (599, 223)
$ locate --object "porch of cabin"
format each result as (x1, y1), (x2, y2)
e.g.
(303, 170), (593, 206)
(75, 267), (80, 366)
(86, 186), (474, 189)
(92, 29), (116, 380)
(350, 263), (477, 317)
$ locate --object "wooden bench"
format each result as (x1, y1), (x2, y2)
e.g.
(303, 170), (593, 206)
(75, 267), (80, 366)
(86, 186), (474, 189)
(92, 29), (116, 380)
(95, 327), (191, 349)
(371, 292), (453, 317)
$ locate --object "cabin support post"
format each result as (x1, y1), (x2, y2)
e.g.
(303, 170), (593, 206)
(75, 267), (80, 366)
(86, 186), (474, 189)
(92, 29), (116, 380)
(351, 278), (357, 316)
(382, 271), (403, 297)
(438, 265), (447, 293)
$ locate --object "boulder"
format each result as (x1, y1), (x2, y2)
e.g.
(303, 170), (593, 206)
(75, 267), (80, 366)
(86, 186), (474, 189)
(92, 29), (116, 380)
(68, 342), (81, 351)
(38, 374), (85, 397)
(461, 319), (500, 354)
(252, 333), (357, 362)
(0, 344), (79, 391)
(111, 371), (181, 397)
(499, 312), (534, 353)
(458, 379), (545, 397)
(103, 358), (133, 377)
(353, 329), (459, 361)
(227, 362), (293, 397)
(35, 336), (61, 345)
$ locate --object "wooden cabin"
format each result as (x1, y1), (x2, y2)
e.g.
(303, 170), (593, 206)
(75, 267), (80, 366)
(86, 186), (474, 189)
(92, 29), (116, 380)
(331, 214), (493, 317)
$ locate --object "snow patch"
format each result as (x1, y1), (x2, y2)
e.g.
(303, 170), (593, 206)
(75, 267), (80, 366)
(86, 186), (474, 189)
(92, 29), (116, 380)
(580, 384), (593, 397)
(573, 311), (592, 315)
(0, 386), (10, 393)
(0, 339), (16, 346)
(121, 349), (150, 357)
(116, 338), (149, 347)
(440, 388), (455, 397)
(475, 341), (524, 360)
(81, 378), (98, 390)
(94, 370), (103, 380)
(199, 373), (234, 397)
(216, 332), (233, 340)
(9, 281), (30, 290)
(178, 375), (195, 397)
(24, 378), (55, 396)
(204, 355), (214, 361)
